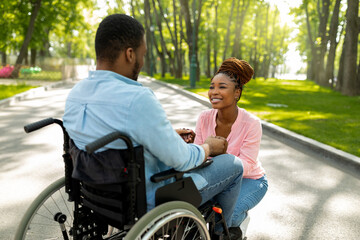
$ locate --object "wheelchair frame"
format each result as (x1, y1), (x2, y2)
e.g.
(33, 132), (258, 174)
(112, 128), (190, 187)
(14, 118), (232, 240)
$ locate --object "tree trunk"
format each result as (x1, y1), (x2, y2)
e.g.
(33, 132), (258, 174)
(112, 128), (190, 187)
(144, 0), (151, 74)
(305, 3), (317, 81)
(130, 0), (136, 18)
(267, 8), (278, 79)
(261, 4), (270, 78)
(325, 0), (341, 88)
(30, 48), (37, 66)
(222, 0), (236, 60)
(173, 0), (182, 78)
(213, 1), (218, 74)
(252, 11), (259, 78)
(341, 0), (359, 96)
(307, 60), (313, 80)
(195, 0), (203, 81)
(232, 0), (250, 59)
(179, 0), (203, 81)
(24, 48), (29, 65)
(153, 36), (166, 77)
(336, 38), (346, 91)
(316, 0), (330, 86)
(205, 8), (211, 78)
(152, 0), (170, 77)
(11, 0), (42, 78)
(152, 0), (182, 78)
(67, 42), (72, 58)
(179, 12), (185, 76)
(1, 51), (6, 66)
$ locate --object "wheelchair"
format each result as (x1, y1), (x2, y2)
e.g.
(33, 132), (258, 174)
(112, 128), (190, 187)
(15, 118), (233, 240)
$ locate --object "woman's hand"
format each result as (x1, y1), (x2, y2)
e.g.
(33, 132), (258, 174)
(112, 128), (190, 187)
(204, 136), (228, 157)
(176, 128), (196, 143)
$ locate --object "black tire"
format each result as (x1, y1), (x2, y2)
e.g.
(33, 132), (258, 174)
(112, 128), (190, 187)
(125, 201), (210, 240)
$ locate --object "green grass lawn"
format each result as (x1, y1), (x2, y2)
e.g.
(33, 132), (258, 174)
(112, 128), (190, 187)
(0, 70), (61, 100)
(0, 84), (36, 100)
(154, 73), (360, 157)
(19, 70), (62, 81)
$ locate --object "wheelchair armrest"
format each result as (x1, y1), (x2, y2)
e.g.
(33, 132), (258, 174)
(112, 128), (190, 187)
(150, 159), (213, 183)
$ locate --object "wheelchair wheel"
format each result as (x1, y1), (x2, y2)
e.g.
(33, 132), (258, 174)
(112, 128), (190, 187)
(14, 177), (74, 240)
(125, 201), (210, 240)
(15, 177), (125, 240)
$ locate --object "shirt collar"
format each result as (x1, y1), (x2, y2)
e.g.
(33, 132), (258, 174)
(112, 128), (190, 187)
(88, 70), (143, 87)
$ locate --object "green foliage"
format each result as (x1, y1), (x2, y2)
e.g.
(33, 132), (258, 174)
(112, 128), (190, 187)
(48, 0), (97, 59)
(0, 84), (36, 100)
(156, 75), (360, 157)
(1, 0), (97, 59)
(291, 0), (347, 72)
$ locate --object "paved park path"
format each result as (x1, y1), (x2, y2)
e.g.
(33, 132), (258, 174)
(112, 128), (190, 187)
(0, 76), (359, 239)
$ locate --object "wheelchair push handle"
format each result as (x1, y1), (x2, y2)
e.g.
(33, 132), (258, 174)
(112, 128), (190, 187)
(24, 118), (56, 133)
(85, 131), (133, 154)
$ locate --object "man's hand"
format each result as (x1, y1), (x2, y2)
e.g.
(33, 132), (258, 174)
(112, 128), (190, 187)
(204, 136), (228, 157)
(176, 128), (196, 143)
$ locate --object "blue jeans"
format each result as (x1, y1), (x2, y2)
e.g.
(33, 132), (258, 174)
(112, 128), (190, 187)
(231, 175), (268, 227)
(190, 154), (243, 228)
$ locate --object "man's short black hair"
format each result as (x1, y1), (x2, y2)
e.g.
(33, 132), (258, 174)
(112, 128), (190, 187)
(95, 14), (145, 63)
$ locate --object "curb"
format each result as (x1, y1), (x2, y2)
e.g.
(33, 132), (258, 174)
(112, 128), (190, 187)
(148, 77), (360, 173)
(0, 79), (73, 108)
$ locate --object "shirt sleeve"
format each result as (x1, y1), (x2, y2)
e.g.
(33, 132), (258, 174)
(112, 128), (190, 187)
(127, 88), (205, 171)
(194, 112), (205, 145)
(237, 119), (262, 176)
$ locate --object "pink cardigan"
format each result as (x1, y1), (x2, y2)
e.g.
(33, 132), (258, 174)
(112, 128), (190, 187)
(194, 108), (265, 179)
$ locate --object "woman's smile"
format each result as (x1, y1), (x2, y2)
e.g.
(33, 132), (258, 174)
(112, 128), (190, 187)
(210, 97), (222, 103)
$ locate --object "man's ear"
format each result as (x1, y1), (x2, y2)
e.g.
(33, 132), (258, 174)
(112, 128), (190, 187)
(125, 48), (135, 63)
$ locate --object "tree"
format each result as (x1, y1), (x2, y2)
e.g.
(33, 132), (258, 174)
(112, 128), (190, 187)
(325, 0), (342, 88)
(144, 0), (152, 75)
(304, 0), (330, 85)
(172, 0), (183, 78)
(11, 0), (42, 78)
(293, 0), (351, 92)
(179, 0), (203, 81)
(232, 0), (250, 59)
(213, 0), (219, 74)
(316, 0), (330, 86)
(339, 0), (359, 95)
(222, 0), (236, 60)
(151, 0), (169, 77)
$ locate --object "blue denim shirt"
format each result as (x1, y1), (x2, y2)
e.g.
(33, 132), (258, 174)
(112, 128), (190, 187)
(63, 70), (206, 210)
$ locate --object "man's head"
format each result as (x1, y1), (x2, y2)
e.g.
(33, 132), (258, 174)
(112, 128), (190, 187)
(95, 14), (146, 80)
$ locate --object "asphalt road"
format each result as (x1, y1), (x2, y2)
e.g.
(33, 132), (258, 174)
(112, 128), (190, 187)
(0, 76), (359, 239)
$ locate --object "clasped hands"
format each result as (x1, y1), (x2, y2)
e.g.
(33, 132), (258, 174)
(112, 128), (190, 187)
(176, 128), (227, 157)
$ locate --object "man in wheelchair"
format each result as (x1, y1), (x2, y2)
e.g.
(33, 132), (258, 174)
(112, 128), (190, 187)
(63, 14), (244, 239)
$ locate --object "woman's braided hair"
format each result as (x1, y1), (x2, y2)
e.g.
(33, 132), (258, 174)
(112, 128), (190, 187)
(214, 57), (254, 90)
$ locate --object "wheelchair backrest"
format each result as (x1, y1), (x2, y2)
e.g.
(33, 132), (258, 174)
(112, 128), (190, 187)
(69, 139), (147, 229)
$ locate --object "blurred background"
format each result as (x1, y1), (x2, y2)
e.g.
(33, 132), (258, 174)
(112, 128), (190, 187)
(1, 0), (359, 96)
